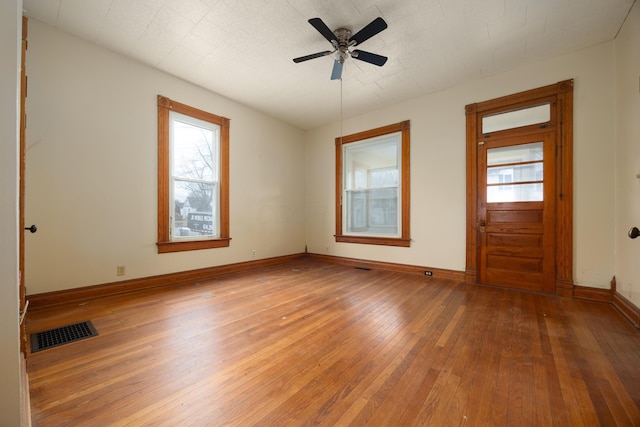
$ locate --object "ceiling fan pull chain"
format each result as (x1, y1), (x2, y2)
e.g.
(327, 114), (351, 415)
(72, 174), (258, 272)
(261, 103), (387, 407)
(340, 77), (343, 144)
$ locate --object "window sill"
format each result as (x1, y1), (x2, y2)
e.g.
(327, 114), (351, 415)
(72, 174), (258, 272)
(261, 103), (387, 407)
(157, 238), (231, 253)
(335, 235), (410, 247)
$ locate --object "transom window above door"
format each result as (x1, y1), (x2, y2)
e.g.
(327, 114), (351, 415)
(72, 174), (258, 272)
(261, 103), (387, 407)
(482, 103), (551, 133)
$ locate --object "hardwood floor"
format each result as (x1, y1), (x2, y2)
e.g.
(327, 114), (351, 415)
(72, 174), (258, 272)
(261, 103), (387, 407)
(26, 258), (640, 426)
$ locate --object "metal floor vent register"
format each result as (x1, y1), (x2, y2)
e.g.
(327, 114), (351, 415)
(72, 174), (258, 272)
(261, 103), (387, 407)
(31, 320), (98, 353)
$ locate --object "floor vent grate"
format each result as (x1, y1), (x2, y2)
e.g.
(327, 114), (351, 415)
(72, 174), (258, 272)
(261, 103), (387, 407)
(30, 321), (98, 353)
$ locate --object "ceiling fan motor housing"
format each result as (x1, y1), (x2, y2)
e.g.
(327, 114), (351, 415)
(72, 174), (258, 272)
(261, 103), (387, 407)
(333, 28), (352, 63)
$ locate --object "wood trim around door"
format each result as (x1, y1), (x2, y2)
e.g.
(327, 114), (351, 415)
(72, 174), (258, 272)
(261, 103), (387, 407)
(465, 80), (574, 295)
(19, 16), (28, 354)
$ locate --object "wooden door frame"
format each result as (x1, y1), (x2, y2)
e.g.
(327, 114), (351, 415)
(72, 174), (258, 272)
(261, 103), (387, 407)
(19, 16), (28, 353)
(465, 80), (574, 296)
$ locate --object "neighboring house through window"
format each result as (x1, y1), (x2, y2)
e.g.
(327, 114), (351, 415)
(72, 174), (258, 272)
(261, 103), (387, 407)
(157, 95), (230, 253)
(335, 120), (411, 247)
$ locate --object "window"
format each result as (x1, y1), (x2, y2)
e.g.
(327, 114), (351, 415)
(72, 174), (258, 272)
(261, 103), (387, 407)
(482, 103), (551, 133)
(335, 121), (410, 247)
(157, 96), (230, 253)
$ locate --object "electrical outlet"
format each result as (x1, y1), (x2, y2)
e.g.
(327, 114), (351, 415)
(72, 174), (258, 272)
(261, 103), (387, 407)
(424, 271), (433, 276)
(252, 250), (256, 258)
(117, 266), (125, 276)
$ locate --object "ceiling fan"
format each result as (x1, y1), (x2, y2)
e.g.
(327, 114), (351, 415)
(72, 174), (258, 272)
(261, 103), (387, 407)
(293, 17), (388, 80)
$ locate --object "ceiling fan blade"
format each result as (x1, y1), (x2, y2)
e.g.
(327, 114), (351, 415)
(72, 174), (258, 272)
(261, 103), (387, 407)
(351, 50), (388, 66)
(330, 60), (343, 80)
(308, 18), (337, 44)
(349, 17), (387, 46)
(293, 51), (333, 63)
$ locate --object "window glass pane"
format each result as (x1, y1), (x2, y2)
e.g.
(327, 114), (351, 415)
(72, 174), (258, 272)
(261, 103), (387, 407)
(354, 168), (367, 188)
(487, 142), (542, 166)
(343, 132), (401, 237)
(368, 188), (398, 230)
(172, 113), (219, 181)
(344, 134), (399, 190)
(487, 183), (543, 202)
(173, 180), (217, 238)
(482, 104), (550, 133)
(369, 168), (398, 187)
(346, 188), (398, 234)
(347, 190), (366, 231)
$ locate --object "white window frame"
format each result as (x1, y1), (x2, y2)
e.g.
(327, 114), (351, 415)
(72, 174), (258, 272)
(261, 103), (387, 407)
(169, 111), (220, 241)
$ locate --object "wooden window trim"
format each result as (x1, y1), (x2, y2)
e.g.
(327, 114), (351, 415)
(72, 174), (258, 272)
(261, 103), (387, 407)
(335, 120), (411, 247)
(157, 95), (230, 254)
(465, 80), (573, 294)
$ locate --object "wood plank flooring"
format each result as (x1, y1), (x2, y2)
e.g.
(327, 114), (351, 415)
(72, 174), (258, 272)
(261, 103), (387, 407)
(25, 258), (640, 426)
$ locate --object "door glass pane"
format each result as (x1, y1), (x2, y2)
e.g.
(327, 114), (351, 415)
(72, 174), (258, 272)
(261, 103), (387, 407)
(482, 104), (550, 133)
(487, 142), (543, 203)
(487, 162), (542, 184)
(487, 183), (542, 202)
(487, 142), (542, 166)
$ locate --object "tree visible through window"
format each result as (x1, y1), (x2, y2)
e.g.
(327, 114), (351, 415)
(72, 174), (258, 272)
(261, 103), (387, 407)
(335, 121), (411, 247)
(157, 96), (230, 253)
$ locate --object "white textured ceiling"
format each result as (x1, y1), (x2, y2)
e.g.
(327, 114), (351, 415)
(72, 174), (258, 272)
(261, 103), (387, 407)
(23, 0), (635, 130)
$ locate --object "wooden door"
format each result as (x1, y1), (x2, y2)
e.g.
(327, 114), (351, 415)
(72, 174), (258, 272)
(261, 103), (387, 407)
(477, 132), (556, 293)
(465, 80), (574, 296)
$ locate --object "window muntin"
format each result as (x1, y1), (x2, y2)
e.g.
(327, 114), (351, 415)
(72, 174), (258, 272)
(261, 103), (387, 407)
(335, 121), (410, 247)
(157, 96), (230, 253)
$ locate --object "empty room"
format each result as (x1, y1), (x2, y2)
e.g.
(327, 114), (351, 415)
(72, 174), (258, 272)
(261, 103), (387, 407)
(2, 0), (640, 425)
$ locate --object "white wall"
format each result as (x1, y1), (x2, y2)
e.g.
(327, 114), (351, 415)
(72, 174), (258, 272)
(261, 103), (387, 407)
(305, 41), (617, 289)
(0, 1), (24, 425)
(25, 21), (306, 294)
(615, 1), (640, 306)
(25, 12), (630, 296)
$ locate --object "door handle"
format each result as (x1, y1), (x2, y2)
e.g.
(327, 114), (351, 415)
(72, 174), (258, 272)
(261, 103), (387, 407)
(24, 224), (37, 233)
(478, 220), (486, 233)
(629, 227), (640, 239)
